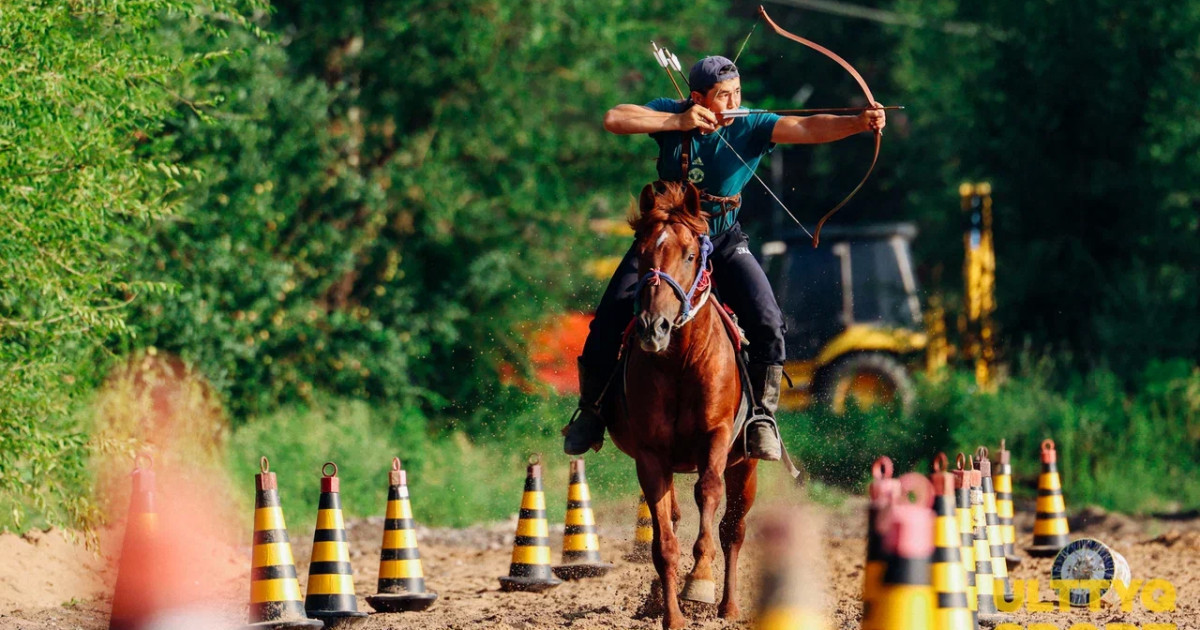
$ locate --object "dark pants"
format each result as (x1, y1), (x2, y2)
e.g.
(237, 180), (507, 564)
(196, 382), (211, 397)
(580, 223), (786, 377)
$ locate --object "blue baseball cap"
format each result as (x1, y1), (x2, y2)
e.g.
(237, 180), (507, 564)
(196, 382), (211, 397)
(688, 55), (740, 95)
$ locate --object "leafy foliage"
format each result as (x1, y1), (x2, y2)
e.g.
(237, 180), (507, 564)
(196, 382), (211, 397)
(0, 1), (261, 530)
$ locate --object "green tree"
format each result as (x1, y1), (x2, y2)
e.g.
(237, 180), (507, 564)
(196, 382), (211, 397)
(890, 0), (1200, 374)
(0, 1), (261, 530)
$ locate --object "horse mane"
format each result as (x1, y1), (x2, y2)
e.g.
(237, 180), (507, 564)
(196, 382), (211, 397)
(628, 181), (708, 237)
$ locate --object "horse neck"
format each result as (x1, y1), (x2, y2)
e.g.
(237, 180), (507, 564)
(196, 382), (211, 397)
(674, 298), (728, 363)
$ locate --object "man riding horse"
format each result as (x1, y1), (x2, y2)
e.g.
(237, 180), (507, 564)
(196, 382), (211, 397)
(563, 55), (886, 460)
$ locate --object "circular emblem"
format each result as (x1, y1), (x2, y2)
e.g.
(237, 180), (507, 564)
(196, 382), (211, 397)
(1051, 538), (1130, 607)
(688, 167), (704, 184)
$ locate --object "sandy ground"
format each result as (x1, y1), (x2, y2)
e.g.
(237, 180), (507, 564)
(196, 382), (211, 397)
(1, 490), (1198, 630)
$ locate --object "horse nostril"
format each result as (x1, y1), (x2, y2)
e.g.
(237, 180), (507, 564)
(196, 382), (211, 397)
(656, 318), (671, 334)
(636, 313), (651, 335)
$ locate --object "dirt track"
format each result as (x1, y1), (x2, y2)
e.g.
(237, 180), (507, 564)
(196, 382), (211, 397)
(2, 494), (1199, 629)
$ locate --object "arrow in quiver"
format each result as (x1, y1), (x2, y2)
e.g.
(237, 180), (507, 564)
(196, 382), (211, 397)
(862, 473), (935, 630)
(244, 457), (323, 629)
(993, 440), (1021, 569)
(553, 459), (612, 580)
(109, 454), (160, 630)
(974, 447), (1013, 603)
(952, 454), (979, 624)
(929, 454), (974, 630)
(625, 492), (654, 563)
(755, 507), (829, 630)
(499, 456), (562, 592)
(862, 456), (902, 623)
(967, 460), (1003, 621)
(1027, 439), (1071, 557)
(303, 463), (366, 629)
(365, 458), (437, 613)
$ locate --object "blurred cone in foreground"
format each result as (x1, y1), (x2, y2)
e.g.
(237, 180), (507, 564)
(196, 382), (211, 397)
(755, 507), (828, 630)
(862, 456), (902, 622)
(626, 493), (654, 563)
(110, 454), (159, 630)
(1027, 439), (1071, 557)
(862, 473), (935, 630)
(929, 454), (974, 630)
(499, 456), (562, 592)
(952, 455), (978, 624)
(304, 463), (366, 629)
(553, 459), (613, 580)
(366, 458), (437, 613)
(245, 457), (322, 629)
(993, 440), (1020, 568)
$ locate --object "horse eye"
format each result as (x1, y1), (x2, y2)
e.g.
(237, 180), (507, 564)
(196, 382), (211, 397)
(686, 253), (696, 262)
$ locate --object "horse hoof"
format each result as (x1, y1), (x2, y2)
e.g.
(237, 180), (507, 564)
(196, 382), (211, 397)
(680, 578), (716, 604)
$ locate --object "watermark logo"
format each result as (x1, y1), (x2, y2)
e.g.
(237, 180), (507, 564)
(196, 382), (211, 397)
(992, 578), (1177, 630)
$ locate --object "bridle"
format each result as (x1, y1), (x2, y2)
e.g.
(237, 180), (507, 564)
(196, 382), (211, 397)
(632, 230), (714, 329)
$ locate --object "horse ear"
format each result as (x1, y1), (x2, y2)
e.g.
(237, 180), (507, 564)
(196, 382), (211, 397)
(683, 181), (702, 213)
(639, 182), (658, 215)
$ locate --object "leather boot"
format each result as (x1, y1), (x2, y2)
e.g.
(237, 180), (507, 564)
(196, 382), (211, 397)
(746, 363), (783, 461)
(562, 358), (608, 455)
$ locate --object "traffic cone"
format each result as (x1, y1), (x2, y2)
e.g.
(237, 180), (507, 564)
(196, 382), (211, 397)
(975, 447), (1013, 603)
(993, 440), (1021, 568)
(862, 456), (902, 623)
(366, 458), (437, 613)
(625, 492), (653, 563)
(110, 454), (159, 630)
(951, 454), (978, 625)
(1027, 439), (1071, 557)
(553, 459), (613, 580)
(968, 459), (1003, 621)
(245, 457), (322, 629)
(304, 462), (366, 629)
(755, 507), (828, 630)
(499, 456), (562, 592)
(862, 473), (935, 630)
(930, 454), (974, 630)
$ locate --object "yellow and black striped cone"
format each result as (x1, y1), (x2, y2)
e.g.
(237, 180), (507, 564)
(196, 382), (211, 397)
(968, 460), (1003, 622)
(245, 457), (322, 629)
(499, 456), (562, 592)
(366, 458), (437, 613)
(110, 454), (160, 630)
(994, 440), (1020, 569)
(952, 455), (978, 625)
(974, 448), (1013, 604)
(1027, 439), (1071, 557)
(553, 459), (613, 580)
(863, 473), (935, 630)
(625, 492), (654, 563)
(930, 454), (974, 630)
(304, 463), (366, 629)
(862, 456), (901, 623)
(755, 507), (828, 630)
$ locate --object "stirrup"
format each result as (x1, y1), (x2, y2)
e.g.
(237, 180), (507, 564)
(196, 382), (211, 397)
(743, 414), (782, 462)
(563, 407), (605, 455)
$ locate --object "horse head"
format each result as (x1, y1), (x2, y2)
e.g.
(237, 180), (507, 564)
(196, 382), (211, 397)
(630, 181), (713, 354)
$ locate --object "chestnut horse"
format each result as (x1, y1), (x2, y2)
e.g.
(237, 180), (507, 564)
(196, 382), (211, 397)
(607, 181), (758, 629)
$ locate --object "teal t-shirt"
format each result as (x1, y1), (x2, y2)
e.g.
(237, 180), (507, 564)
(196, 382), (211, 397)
(646, 98), (780, 234)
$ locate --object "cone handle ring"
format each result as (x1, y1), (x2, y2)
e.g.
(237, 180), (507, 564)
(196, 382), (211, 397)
(1000, 438), (1007, 453)
(528, 453), (541, 466)
(955, 453), (965, 471)
(933, 453), (948, 473)
(1042, 439), (1055, 452)
(976, 445), (990, 460)
(260, 456), (270, 473)
(392, 457), (402, 471)
(323, 461), (338, 478)
(898, 472), (934, 507)
(134, 452), (153, 472)
(872, 456), (894, 480)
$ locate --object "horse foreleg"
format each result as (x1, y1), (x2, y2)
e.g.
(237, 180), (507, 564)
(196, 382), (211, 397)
(670, 486), (681, 534)
(681, 446), (727, 605)
(718, 460), (758, 619)
(637, 459), (685, 630)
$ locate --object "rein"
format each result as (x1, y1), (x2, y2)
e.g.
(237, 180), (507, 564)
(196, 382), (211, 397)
(632, 232), (714, 329)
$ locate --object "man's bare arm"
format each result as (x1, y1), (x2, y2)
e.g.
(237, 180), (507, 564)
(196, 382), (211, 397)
(770, 105), (886, 144)
(603, 104), (720, 135)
